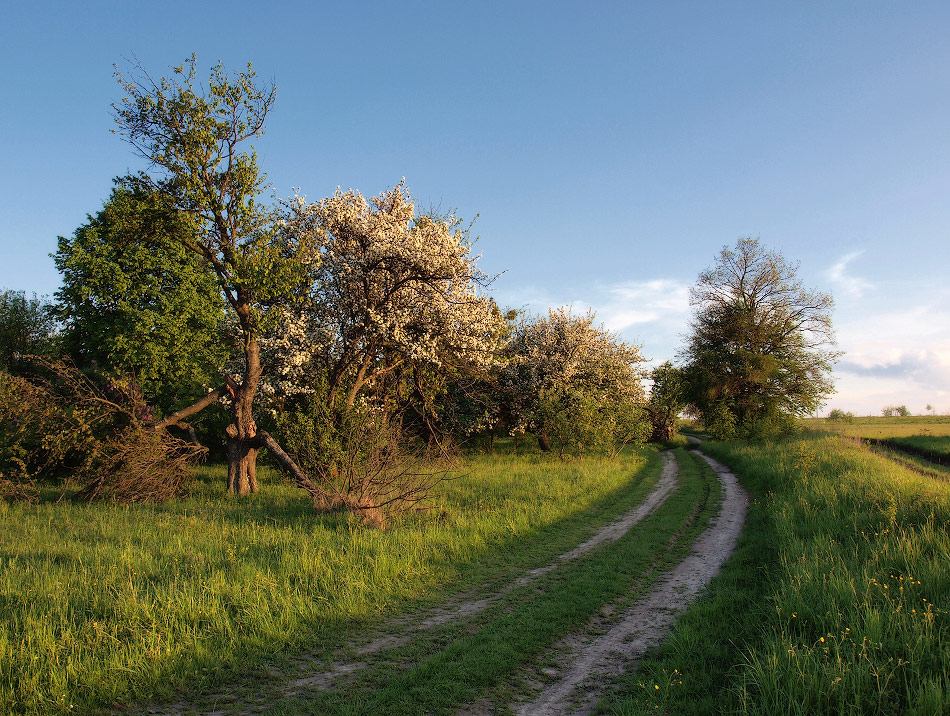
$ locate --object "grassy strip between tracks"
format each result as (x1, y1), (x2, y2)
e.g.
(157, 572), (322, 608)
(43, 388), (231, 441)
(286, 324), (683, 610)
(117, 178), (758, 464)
(263, 448), (716, 716)
(1, 445), (665, 716)
(603, 434), (950, 716)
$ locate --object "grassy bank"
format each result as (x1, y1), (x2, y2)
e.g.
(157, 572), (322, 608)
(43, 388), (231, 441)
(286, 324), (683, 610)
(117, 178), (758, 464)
(886, 435), (950, 460)
(0, 446), (659, 716)
(604, 434), (950, 715)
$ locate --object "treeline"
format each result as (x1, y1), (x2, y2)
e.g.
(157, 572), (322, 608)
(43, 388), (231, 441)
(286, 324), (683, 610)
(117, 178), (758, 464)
(0, 57), (840, 519)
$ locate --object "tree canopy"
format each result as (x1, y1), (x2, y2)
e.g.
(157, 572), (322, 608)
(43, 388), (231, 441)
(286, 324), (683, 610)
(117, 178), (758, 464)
(53, 182), (229, 414)
(503, 308), (647, 455)
(681, 237), (839, 438)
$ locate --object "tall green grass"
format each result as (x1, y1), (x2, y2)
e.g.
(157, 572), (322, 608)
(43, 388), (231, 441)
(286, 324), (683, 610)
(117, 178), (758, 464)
(0, 448), (657, 716)
(605, 435), (950, 716)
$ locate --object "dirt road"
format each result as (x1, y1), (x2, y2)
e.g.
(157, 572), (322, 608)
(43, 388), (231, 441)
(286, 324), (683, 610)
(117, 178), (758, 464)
(148, 448), (747, 715)
(510, 449), (747, 715)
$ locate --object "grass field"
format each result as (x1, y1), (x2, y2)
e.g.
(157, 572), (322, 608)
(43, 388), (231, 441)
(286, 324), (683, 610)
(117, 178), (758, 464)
(1, 445), (673, 716)
(603, 433), (950, 715)
(803, 414), (950, 440)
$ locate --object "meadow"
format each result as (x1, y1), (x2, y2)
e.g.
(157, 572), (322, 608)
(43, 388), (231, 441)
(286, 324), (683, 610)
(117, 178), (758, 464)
(5, 428), (950, 715)
(604, 433), (950, 715)
(803, 414), (950, 440)
(1, 445), (670, 716)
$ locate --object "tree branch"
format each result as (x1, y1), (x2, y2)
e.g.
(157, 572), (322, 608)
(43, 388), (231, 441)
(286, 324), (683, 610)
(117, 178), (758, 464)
(151, 386), (226, 430)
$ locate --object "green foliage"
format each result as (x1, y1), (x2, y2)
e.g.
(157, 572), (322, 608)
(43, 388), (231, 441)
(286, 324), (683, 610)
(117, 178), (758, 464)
(648, 361), (687, 442)
(53, 183), (229, 414)
(0, 290), (58, 373)
(682, 238), (839, 439)
(882, 404), (910, 417)
(536, 382), (646, 457)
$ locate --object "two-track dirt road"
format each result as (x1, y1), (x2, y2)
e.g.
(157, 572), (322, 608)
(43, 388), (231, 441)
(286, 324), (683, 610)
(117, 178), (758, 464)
(149, 447), (747, 715)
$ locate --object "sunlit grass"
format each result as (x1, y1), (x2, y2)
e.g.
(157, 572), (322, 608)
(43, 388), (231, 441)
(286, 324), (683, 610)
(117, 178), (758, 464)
(803, 415), (950, 440)
(0, 446), (657, 716)
(604, 434), (950, 716)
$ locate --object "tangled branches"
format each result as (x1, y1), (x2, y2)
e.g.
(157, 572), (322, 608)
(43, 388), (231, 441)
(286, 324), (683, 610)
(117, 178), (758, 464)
(0, 358), (204, 502)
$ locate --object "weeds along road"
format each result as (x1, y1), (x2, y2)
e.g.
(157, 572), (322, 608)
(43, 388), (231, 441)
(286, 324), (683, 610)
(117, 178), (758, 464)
(146, 449), (748, 716)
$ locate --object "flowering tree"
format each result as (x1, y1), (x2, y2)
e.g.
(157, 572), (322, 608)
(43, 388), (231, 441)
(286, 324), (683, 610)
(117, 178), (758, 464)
(269, 184), (504, 415)
(503, 308), (647, 456)
(256, 184), (504, 519)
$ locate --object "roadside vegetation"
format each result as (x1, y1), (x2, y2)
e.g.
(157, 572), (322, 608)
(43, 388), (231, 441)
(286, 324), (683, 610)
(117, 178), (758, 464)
(603, 433), (950, 716)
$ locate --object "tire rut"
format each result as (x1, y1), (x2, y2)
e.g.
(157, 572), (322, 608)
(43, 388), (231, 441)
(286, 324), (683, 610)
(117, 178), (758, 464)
(508, 449), (747, 716)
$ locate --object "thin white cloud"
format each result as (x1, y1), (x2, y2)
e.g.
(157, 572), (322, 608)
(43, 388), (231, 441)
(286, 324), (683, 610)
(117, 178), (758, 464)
(597, 279), (690, 333)
(826, 250), (873, 298)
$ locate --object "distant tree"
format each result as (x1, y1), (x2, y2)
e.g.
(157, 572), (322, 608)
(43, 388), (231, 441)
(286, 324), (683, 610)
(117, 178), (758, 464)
(53, 182), (229, 416)
(926, 403), (934, 416)
(882, 405), (909, 418)
(681, 237), (839, 438)
(646, 361), (686, 442)
(503, 308), (647, 456)
(0, 290), (58, 373)
(827, 408), (854, 423)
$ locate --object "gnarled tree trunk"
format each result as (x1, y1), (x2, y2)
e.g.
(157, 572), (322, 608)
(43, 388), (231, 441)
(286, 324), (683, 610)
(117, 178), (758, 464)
(225, 310), (263, 495)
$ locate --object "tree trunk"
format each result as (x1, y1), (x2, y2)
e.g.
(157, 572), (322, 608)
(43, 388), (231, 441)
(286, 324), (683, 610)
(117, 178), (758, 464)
(226, 304), (263, 495)
(537, 429), (552, 452)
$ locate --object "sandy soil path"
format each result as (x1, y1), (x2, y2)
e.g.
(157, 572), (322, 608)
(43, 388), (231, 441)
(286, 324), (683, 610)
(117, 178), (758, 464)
(509, 449), (747, 716)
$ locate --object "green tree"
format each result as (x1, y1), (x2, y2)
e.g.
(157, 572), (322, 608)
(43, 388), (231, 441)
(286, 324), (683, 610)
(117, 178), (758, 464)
(112, 55), (313, 494)
(682, 238), (839, 438)
(827, 408), (854, 423)
(53, 182), (228, 416)
(0, 290), (58, 373)
(646, 361), (686, 442)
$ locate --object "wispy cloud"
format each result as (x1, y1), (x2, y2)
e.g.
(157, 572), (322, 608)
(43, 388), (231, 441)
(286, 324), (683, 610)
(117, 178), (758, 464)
(596, 279), (690, 333)
(826, 250), (873, 298)
(493, 278), (691, 364)
(838, 349), (950, 387)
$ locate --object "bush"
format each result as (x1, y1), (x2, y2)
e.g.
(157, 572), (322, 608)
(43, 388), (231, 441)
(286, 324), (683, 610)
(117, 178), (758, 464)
(826, 408), (855, 423)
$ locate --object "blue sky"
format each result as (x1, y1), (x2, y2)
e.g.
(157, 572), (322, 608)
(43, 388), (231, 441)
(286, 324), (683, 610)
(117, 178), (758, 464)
(2, 2), (949, 415)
